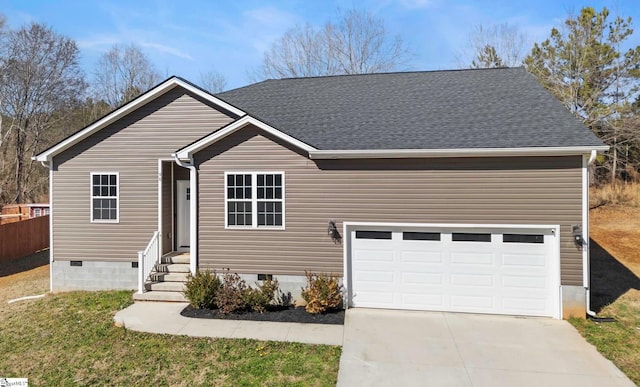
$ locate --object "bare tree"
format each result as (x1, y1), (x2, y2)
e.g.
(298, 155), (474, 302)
(92, 44), (161, 107)
(256, 8), (409, 79)
(199, 70), (228, 93)
(0, 23), (86, 203)
(459, 23), (529, 68)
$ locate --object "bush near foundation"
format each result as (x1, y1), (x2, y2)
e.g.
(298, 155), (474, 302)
(184, 269), (221, 309)
(301, 271), (344, 314)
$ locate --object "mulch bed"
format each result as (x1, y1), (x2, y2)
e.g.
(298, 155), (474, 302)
(181, 305), (344, 325)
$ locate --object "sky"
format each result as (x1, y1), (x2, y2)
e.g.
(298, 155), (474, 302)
(2, 0), (639, 90)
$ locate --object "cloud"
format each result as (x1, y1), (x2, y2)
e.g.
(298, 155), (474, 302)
(397, 0), (434, 9)
(139, 42), (193, 60)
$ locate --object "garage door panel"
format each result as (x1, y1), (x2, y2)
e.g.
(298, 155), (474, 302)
(402, 272), (443, 285)
(402, 294), (445, 309)
(501, 253), (546, 267)
(354, 249), (395, 263)
(450, 252), (494, 265)
(502, 275), (547, 289)
(451, 295), (495, 309)
(450, 273), (494, 287)
(400, 250), (444, 264)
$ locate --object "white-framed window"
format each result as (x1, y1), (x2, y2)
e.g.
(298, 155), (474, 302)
(91, 172), (119, 223)
(225, 172), (284, 229)
(34, 208), (42, 217)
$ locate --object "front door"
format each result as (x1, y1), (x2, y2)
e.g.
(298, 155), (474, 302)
(176, 180), (190, 251)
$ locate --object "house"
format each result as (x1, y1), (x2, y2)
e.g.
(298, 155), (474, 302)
(0, 203), (50, 225)
(34, 67), (607, 319)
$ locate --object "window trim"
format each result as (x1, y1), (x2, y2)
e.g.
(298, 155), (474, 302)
(90, 172), (120, 223)
(224, 171), (285, 230)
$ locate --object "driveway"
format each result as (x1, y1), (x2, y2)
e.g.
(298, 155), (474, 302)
(337, 309), (634, 387)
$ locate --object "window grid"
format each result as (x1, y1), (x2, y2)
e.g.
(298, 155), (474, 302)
(225, 172), (284, 229)
(91, 173), (119, 222)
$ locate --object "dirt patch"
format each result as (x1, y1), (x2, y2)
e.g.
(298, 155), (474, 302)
(181, 305), (344, 325)
(589, 206), (640, 312)
(0, 250), (49, 305)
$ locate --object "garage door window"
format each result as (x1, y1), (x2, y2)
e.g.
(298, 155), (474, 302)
(503, 234), (544, 243)
(403, 232), (441, 241)
(355, 231), (392, 239)
(452, 232), (491, 242)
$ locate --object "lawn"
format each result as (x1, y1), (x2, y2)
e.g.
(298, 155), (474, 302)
(0, 260), (341, 386)
(568, 203), (640, 386)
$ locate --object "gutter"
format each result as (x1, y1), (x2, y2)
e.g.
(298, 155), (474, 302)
(171, 153), (198, 275)
(309, 146), (610, 159)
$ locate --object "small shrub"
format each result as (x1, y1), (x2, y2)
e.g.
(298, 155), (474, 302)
(184, 269), (221, 309)
(275, 290), (294, 308)
(216, 269), (250, 314)
(244, 278), (279, 313)
(301, 271), (344, 314)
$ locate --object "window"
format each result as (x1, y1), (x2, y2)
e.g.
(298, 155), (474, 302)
(91, 173), (119, 222)
(226, 172), (284, 228)
(452, 232), (491, 242)
(403, 231), (441, 241)
(503, 234), (544, 244)
(33, 208), (42, 217)
(355, 231), (392, 240)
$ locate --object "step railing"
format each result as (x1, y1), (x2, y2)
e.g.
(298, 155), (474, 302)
(138, 231), (160, 294)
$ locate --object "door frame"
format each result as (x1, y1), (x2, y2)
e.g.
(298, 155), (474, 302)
(176, 179), (190, 252)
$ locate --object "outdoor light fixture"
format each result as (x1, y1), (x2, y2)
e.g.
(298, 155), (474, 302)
(572, 225), (585, 247)
(327, 220), (341, 244)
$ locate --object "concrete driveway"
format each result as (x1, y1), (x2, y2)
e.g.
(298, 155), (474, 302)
(337, 309), (634, 387)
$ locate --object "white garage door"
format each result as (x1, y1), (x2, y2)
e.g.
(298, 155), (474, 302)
(349, 225), (558, 317)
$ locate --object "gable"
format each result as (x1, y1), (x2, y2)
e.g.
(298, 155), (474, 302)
(54, 88), (236, 166)
(35, 77), (244, 163)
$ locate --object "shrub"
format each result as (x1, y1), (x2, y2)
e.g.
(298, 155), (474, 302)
(275, 290), (294, 308)
(301, 271), (344, 314)
(216, 269), (250, 314)
(244, 278), (280, 313)
(184, 269), (221, 309)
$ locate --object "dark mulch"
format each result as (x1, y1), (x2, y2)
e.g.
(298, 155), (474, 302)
(181, 305), (344, 325)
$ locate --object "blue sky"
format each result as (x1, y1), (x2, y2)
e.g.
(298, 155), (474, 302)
(3, 0), (639, 90)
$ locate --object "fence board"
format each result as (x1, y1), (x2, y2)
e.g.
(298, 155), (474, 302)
(0, 215), (49, 263)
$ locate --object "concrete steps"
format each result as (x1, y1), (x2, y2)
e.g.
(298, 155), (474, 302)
(135, 252), (190, 303)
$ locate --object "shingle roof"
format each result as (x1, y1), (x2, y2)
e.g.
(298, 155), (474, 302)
(216, 67), (604, 150)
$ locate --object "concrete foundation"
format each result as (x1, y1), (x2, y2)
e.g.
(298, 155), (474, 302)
(561, 285), (587, 319)
(51, 260), (138, 291)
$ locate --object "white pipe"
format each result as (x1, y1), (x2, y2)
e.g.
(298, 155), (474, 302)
(8, 294), (46, 304)
(585, 150), (598, 317)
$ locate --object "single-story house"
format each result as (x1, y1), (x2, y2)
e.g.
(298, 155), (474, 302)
(34, 67), (607, 319)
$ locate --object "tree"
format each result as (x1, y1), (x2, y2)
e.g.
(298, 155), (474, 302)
(92, 44), (161, 108)
(460, 23), (529, 68)
(524, 7), (640, 182)
(256, 8), (409, 79)
(0, 22), (87, 203)
(199, 70), (227, 93)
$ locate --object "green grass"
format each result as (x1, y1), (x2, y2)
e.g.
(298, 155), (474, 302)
(0, 290), (341, 386)
(569, 290), (640, 385)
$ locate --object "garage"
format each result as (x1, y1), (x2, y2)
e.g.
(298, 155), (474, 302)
(347, 224), (560, 318)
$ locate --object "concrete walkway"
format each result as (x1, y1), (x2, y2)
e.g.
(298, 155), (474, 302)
(113, 301), (343, 346)
(337, 309), (635, 387)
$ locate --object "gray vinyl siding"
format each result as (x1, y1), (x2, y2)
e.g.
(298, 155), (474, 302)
(196, 127), (584, 286)
(52, 88), (234, 263)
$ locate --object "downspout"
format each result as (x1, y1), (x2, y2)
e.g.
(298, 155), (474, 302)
(36, 159), (53, 293)
(585, 150), (597, 317)
(171, 153), (198, 275)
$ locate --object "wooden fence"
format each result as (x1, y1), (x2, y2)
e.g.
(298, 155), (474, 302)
(0, 215), (49, 264)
